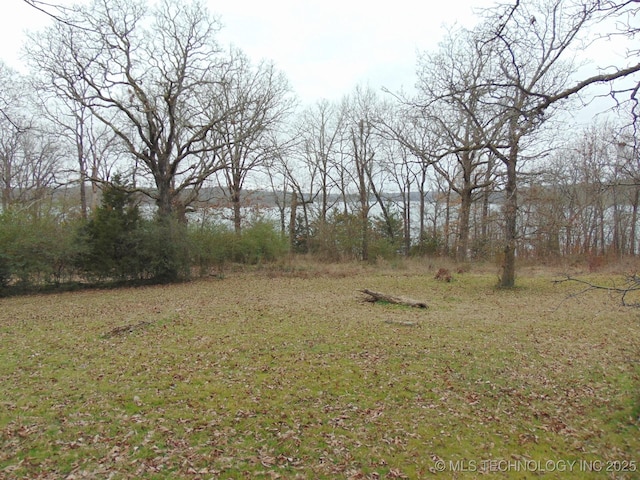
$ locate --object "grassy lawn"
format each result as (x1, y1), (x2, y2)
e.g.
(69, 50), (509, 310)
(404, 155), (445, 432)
(1, 261), (638, 479)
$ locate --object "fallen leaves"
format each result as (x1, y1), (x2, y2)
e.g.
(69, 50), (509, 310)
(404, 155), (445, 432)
(0, 270), (638, 478)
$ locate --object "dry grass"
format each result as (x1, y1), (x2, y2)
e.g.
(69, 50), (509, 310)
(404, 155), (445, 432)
(0, 262), (638, 479)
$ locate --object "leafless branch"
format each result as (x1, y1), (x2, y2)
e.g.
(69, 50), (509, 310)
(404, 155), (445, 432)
(22, 0), (93, 31)
(553, 274), (640, 307)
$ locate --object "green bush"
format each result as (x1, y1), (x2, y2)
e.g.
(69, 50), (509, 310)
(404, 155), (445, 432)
(189, 220), (288, 272)
(411, 233), (443, 256)
(75, 178), (146, 281)
(368, 238), (398, 261)
(0, 190), (289, 291)
(308, 211), (363, 261)
(39, 217), (82, 286)
(290, 213), (310, 254)
(138, 217), (192, 282)
(233, 221), (288, 264)
(189, 222), (236, 274)
(305, 210), (405, 262)
(0, 212), (80, 289)
(372, 210), (404, 244)
(76, 178), (193, 283)
(0, 252), (10, 288)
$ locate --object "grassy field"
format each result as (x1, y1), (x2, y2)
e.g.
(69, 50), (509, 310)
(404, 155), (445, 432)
(0, 261), (638, 479)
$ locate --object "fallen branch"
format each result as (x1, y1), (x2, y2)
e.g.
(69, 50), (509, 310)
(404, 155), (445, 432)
(359, 289), (428, 309)
(553, 274), (640, 307)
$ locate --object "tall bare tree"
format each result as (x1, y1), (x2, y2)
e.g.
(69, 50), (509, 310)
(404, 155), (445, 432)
(298, 99), (345, 226)
(214, 48), (293, 233)
(414, 28), (500, 261)
(29, 73), (120, 218)
(0, 63), (62, 214)
(25, 0), (261, 220)
(342, 85), (387, 261)
(470, 0), (640, 286)
(378, 135), (419, 254)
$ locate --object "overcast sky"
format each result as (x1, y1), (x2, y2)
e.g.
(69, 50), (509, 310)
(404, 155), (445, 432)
(1, 0), (499, 103)
(213, 0), (500, 102)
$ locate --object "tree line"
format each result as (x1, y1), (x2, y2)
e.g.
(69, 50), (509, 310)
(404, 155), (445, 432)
(1, 0), (639, 288)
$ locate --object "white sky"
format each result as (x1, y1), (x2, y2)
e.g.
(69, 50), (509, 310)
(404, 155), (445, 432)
(2, 0), (634, 120)
(213, 0), (499, 102)
(1, 0), (498, 103)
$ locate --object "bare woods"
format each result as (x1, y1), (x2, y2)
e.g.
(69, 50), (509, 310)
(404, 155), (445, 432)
(1, 0), (638, 289)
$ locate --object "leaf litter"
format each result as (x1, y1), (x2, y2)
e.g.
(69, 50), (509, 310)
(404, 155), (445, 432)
(0, 266), (638, 478)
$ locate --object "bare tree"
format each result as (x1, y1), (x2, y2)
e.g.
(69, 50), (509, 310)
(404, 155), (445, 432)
(275, 144), (314, 252)
(467, 0), (640, 287)
(278, 98), (354, 256)
(352, 119), (374, 261)
(214, 48), (294, 233)
(515, 118), (640, 261)
(25, 0), (261, 221)
(29, 69), (121, 218)
(22, 0), (75, 24)
(298, 99), (346, 226)
(414, 28), (500, 261)
(0, 63), (62, 214)
(341, 85), (388, 261)
(379, 88), (447, 253)
(616, 128), (640, 255)
(378, 136), (419, 254)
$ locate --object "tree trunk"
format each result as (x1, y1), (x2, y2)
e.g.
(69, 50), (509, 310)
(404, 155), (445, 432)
(156, 178), (173, 219)
(361, 203), (370, 262)
(598, 204), (605, 256)
(2, 156), (11, 211)
(456, 186), (472, 261)
(631, 188), (639, 256)
(232, 189), (242, 234)
(403, 181), (411, 255)
(289, 190), (297, 251)
(77, 138), (87, 219)
(500, 152), (518, 288)
(419, 172), (426, 248)
(444, 188), (451, 256)
(371, 183), (394, 242)
(320, 167), (328, 224)
(353, 119), (371, 262)
(481, 156), (494, 248)
(230, 160), (244, 234)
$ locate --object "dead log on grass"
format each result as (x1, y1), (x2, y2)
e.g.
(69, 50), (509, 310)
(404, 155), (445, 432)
(359, 289), (428, 308)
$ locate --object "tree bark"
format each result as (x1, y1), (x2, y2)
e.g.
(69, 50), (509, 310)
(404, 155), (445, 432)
(457, 183), (472, 261)
(289, 190), (297, 251)
(631, 188), (639, 256)
(359, 289), (428, 308)
(500, 149), (518, 288)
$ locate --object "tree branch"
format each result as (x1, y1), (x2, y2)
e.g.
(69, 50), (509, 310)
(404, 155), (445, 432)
(553, 274), (640, 307)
